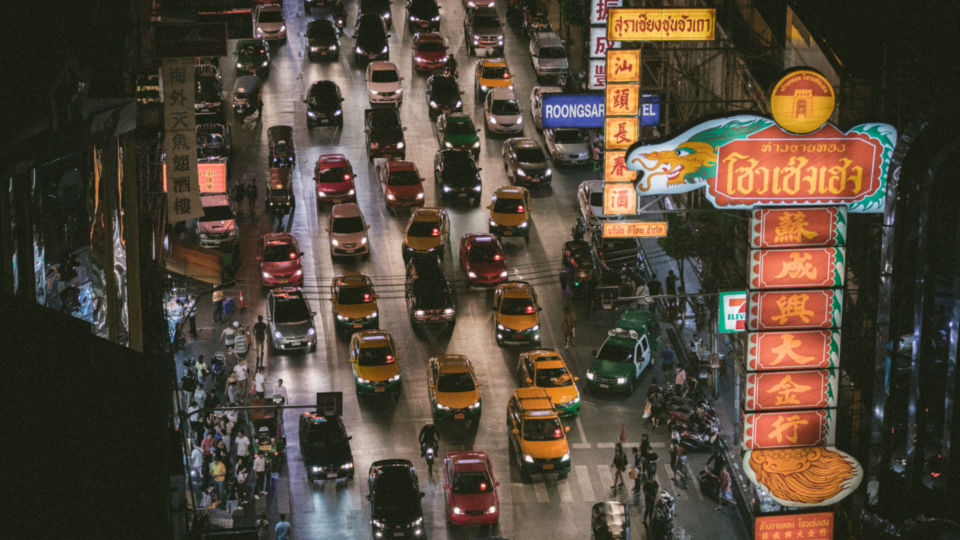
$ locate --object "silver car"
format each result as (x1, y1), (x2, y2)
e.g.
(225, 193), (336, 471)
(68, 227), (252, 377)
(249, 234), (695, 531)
(544, 128), (591, 166)
(267, 288), (317, 352)
(529, 32), (569, 83)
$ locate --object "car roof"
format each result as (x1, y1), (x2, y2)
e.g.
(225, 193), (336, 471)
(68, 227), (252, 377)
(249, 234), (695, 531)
(488, 87), (517, 101)
(433, 354), (470, 372)
(463, 232), (499, 245)
(512, 387), (555, 413)
(498, 281), (534, 298)
(331, 202), (363, 219)
(385, 160), (416, 172)
(412, 207), (444, 221)
(473, 6), (498, 16)
(317, 153), (349, 168)
(371, 458), (414, 473)
(507, 137), (540, 150)
(262, 232), (296, 245)
(415, 32), (444, 43)
(446, 112), (472, 122)
(480, 57), (508, 67)
(271, 287), (305, 301)
(533, 32), (563, 46)
(368, 60), (398, 72)
(447, 451), (490, 472)
(334, 273), (371, 288)
(356, 330), (392, 347)
(494, 186), (526, 199)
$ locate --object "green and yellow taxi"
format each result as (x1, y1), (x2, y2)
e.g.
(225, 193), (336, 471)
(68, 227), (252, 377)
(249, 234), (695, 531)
(330, 274), (379, 336)
(487, 186), (531, 238)
(427, 354), (482, 425)
(493, 281), (541, 347)
(474, 57), (513, 99)
(517, 349), (581, 417)
(403, 207), (450, 262)
(348, 330), (401, 397)
(507, 387), (571, 481)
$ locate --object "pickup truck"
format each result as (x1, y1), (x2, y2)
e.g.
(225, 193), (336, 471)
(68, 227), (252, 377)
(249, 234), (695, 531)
(364, 108), (406, 161)
(529, 32), (569, 83)
(463, 7), (503, 56)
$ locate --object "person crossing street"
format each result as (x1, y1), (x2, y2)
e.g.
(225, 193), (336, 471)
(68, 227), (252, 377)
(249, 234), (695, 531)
(253, 315), (267, 367)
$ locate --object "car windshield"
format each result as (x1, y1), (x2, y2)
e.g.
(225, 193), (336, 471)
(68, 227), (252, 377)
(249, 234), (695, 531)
(318, 167), (350, 183)
(475, 15), (499, 27)
(259, 10), (283, 23)
(446, 119), (475, 135)
(500, 297), (536, 315)
(553, 129), (586, 144)
(263, 244), (297, 262)
(493, 197), (525, 213)
(332, 216), (365, 234)
(308, 23), (332, 40)
(432, 78), (458, 97)
(371, 69), (399, 83)
(452, 471), (493, 494)
(523, 417), (563, 441)
(338, 286), (374, 304)
(388, 170), (420, 186)
(590, 191), (604, 207)
(491, 100), (520, 115)
(443, 152), (476, 172)
(239, 43), (263, 56)
(274, 299), (310, 323)
(408, 220), (442, 238)
(418, 41), (445, 52)
(196, 77), (221, 98)
(538, 46), (566, 59)
(597, 341), (634, 362)
(482, 66), (509, 79)
(535, 366), (573, 387)
(198, 134), (225, 157)
(437, 372), (475, 393)
(469, 241), (502, 261)
(304, 422), (347, 449)
(516, 147), (546, 163)
(200, 205), (234, 221)
(373, 470), (418, 509)
(358, 346), (395, 366)
(309, 86), (336, 106)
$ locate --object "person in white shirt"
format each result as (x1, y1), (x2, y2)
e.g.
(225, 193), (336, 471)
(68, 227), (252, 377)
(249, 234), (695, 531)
(254, 367), (266, 399)
(234, 431), (250, 465)
(234, 362), (248, 399)
(275, 379), (288, 404)
(253, 454), (267, 497)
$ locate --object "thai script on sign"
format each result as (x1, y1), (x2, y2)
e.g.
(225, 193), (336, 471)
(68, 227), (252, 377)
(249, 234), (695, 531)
(608, 8), (716, 41)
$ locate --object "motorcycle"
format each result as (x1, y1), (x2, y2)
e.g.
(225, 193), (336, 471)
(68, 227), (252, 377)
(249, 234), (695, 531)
(422, 440), (438, 476)
(698, 468), (720, 502)
(648, 490), (676, 540)
(666, 408), (720, 436)
(671, 426), (718, 453)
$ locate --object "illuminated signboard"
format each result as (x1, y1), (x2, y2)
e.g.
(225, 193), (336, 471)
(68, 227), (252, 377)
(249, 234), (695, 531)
(743, 447), (862, 507)
(751, 207), (847, 248)
(605, 83), (640, 116)
(771, 69), (836, 135)
(718, 291), (747, 333)
(747, 330), (840, 371)
(605, 49), (640, 83)
(749, 247), (845, 289)
(747, 289), (843, 331)
(604, 151), (636, 182)
(588, 59), (606, 90)
(625, 115), (896, 213)
(742, 409), (835, 449)
(541, 93), (605, 129)
(640, 93), (661, 126)
(745, 369), (837, 411)
(604, 116), (639, 149)
(603, 183), (637, 215)
(602, 221), (667, 238)
(198, 162), (227, 193)
(590, 0), (624, 26)
(589, 26), (615, 59)
(755, 512), (835, 540)
(608, 8), (716, 41)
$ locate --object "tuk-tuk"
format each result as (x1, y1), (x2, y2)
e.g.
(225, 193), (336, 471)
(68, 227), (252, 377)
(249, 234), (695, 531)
(232, 75), (262, 118)
(562, 237), (599, 298)
(266, 167), (295, 216)
(267, 125), (295, 168)
(250, 397), (286, 469)
(591, 501), (630, 540)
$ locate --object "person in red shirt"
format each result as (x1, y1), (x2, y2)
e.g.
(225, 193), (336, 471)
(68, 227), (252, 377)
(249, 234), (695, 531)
(201, 432), (216, 456)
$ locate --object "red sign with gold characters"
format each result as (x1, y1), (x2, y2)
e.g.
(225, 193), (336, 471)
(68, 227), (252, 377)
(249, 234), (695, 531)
(605, 116), (639, 149)
(747, 289), (842, 331)
(751, 207), (847, 248)
(745, 369), (837, 411)
(602, 221), (667, 239)
(755, 512), (834, 540)
(747, 330), (840, 371)
(604, 151), (636, 182)
(749, 247), (845, 289)
(605, 48), (640, 83)
(742, 409), (835, 449)
(603, 183), (637, 215)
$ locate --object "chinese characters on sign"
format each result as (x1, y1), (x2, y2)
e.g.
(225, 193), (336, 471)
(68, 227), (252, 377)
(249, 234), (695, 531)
(747, 289), (842, 331)
(751, 207), (847, 248)
(749, 247), (845, 289)
(605, 49), (640, 83)
(162, 58), (203, 223)
(589, 26), (616, 59)
(745, 370), (837, 410)
(605, 83), (639, 116)
(601, 221), (667, 239)
(607, 8), (716, 41)
(604, 116), (639, 150)
(587, 59), (607, 90)
(590, 0), (624, 26)
(602, 183), (637, 215)
(755, 512), (835, 540)
(742, 409), (835, 449)
(603, 151), (635, 182)
(747, 330), (840, 371)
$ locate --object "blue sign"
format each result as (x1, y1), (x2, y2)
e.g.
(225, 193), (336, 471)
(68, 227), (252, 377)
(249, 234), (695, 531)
(640, 93), (660, 126)
(541, 93), (605, 129)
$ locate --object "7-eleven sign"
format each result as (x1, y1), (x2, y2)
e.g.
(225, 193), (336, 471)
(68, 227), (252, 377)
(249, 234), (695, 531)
(719, 291), (747, 333)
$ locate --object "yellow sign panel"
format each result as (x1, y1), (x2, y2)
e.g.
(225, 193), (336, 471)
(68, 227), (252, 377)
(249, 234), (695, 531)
(604, 151), (635, 182)
(606, 83), (640, 116)
(770, 69), (836, 134)
(605, 116), (639, 149)
(603, 183), (637, 215)
(603, 221), (668, 238)
(608, 8), (716, 41)
(605, 49), (641, 83)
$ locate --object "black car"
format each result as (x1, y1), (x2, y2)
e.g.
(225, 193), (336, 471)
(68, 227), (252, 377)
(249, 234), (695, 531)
(306, 19), (339, 61)
(195, 64), (223, 119)
(405, 254), (456, 328)
(359, 0), (392, 28)
(434, 149), (482, 206)
(502, 137), (552, 187)
(365, 108), (406, 160)
(354, 13), (390, 63)
(426, 74), (463, 119)
(368, 460), (425, 538)
(196, 123), (231, 161)
(407, 0), (440, 32)
(300, 392), (355, 482)
(305, 81), (344, 128)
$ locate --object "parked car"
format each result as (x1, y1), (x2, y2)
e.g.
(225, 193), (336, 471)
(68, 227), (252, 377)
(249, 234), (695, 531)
(266, 287), (317, 352)
(529, 32), (569, 83)
(502, 137), (552, 187)
(529, 86), (564, 130)
(195, 64), (224, 120)
(196, 122), (232, 161)
(578, 179), (604, 221)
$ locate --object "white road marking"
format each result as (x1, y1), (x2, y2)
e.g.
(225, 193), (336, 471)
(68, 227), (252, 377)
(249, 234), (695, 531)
(597, 464), (615, 493)
(534, 482), (550, 503)
(558, 477), (573, 502)
(511, 482), (526, 504)
(572, 442), (592, 449)
(574, 416), (589, 444)
(575, 465), (595, 502)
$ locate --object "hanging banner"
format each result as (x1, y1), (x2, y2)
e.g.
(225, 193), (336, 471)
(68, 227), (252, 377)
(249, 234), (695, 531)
(751, 207), (847, 248)
(745, 369), (838, 411)
(743, 447), (863, 507)
(624, 115), (897, 213)
(718, 291), (747, 333)
(605, 116), (639, 149)
(747, 330), (840, 371)
(603, 183), (637, 215)
(742, 410), (835, 449)
(755, 512), (835, 540)
(604, 151), (636, 182)
(602, 221), (667, 238)
(608, 8), (716, 41)
(606, 83), (640, 116)
(747, 289), (843, 331)
(591, 0), (624, 26)
(605, 48), (640, 83)
(749, 247), (845, 289)
(589, 26), (615, 59)
(162, 58), (204, 223)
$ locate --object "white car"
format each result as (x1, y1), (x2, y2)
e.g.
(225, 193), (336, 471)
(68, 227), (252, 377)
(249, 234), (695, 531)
(577, 180), (604, 221)
(529, 86), (564, 130)
(253, 3), (286, 42)
(483, 88), (523, 135)
(328, 203), (370, 258)
(529, 32), (569, 83)
(544, 128), (591, 166)
(366, 61), (403, 106)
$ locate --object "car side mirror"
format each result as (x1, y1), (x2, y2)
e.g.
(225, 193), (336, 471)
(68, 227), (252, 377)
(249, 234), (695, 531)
(538, 307), (543, 312)
(511, 428), (519, 435)
(524, 377), (532, 385)
(492, 306), (497, 311)
(573, 376), (580, 382)
(443, 483), (450, 489)
(476, 128), (481, 132)
(565, 426), (571, 433)
(300, 252), (305, 256)
(366, 494), (371, 501)
(347, 436), (353, 440)
(428, 383), (436, 389)
(495, 481), (501, 487)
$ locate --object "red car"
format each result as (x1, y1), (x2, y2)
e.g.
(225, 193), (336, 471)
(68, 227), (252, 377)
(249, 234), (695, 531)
(459, 233), (508, 287)
(411, 32), (449, 73)
(258, 232), (304, 287)
(378, 160), (425, 208)
(314, 154), (356, 206)
(442, 451), (500, 526)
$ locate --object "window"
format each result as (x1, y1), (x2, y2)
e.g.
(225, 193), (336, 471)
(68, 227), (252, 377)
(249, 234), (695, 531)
(445, 119), (476, 135)
(516, 147), (546, 163)
(387, 170), (421, 186)
(358, 346), (394, 366)
(493, 197), (525, 213)
(482, 66), (508, 79)
(263, 243), (297, 262)
(500, 297), (535, 315)
(332, 216), (365, 234)
(408, 220), (442, 238)
(597, 341), (634, 363)
(523, 417), (563, 441)
(437, 372), (475, 393)
(338, 286), (373, 304)
(452, 471), (493, 494)
(274, 299), (310, 323)
(491, 99), (520, 115)
(535, 367), (573, 388)
(371, 69), (399, 83)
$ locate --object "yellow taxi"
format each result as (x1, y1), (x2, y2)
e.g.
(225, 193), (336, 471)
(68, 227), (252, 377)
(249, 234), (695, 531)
(507, 387), (570, 481)
(517, 349), (581, 417)
(487, 186), (531, 238)
(348, 330), (401, 397)
(474, 57), (513, 100)
(493, 281), (541, 347)
(427, 354), (482, 425)
(331, 273), (379, 336)
(403, 207), (450, 262)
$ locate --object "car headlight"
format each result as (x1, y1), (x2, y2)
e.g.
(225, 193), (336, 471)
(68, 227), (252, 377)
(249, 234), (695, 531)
(444, 141), (453, 148)
(341, 462), (354, 470)
(262, 60), (269, 67)
(370, 142), (379, 149)
(311, 466), (322, 472)
(443, 308), (455, 316)
(452, 506), (463, 515)
(415, 192), (424, 199)
(386, 193), (396, 200)
(515, 167), (525, 177)
(578, 152), (588, 159)
(432, 15), (441, 21)
(439, 55), (449, 63)
(415, 56), (424, 63)
(479, 84), (488, 91)
(488, 116), (498, 125)
(489, 218), (497, 227)
(361, 237), (368, 245)
(280, 25), (286, 32)
(237, 62), (243, 68)
(365, 311), (378, 319)
(295, 269), (303, 276)
(442, 186), (452, 193)
(486, 505), (497, 514)
(467, 271), (477, 278)
(616, 376), (628, 385)
(331, 238), (339, 246)
(372, 519), (386, 528)
(508, 84), (514, 90)
(473, 39), (479, 45)
(310, 45), (320, 52)
(397, 142), (405, 149)
(498, 34), (504, 41)
(560, 452), (570, 462)
(307, 111), (317, 117)
(518, 221), (528, 228)
(455, 100), (462, 107)
(347, 189), (356, 196)
(411, 517), (422, 527)
(336, 314), (349, 321)
(388, 374), (401, 382)
(468, 400), (481, 409)
(429, 100), (438, 108)
(333, 109), (342, 116)
(436, 402), (451, 411)
(409, 15), (416, 21)
(383, 12), (390, 19)
(524, 454), (534, 463)
(356, 46), (363, 53)
(356, 375), (371, 384)
(414, 309), (426, 317)
(317, 191), (326, 197)
(545, 168), (552, 176)
(370, 89), (379, 95)
(586, 371), (595, 380)
(467, 1), (476, 7)
(529, 324), (539, 332)
(273, 330), (283, 339)
(262, 271), (272, 279)
(517, 117), (523, 124)
(499, 270), (508, 278)
(472, 185), (482, 192)
(381, 45), (388, 53)
(497, 323), (506, 331)
(329, 45), (338, 50)
(257, 27), (263, 33)
(307, 327), (316, 336)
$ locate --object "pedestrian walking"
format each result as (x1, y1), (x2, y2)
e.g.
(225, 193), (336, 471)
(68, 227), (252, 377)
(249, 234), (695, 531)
(642, 477), (659, 523)
(246, 178), (258, 216)
(620, 272), (637, 298)
(193, 385), (207, 411)
(201, 431), (216, 457)
(235, 460), (249, 506)
(631, 447), (643, 493)
(253, 315), (267, 364)
(649, 389), (664, 430)
(660, 345), (675, 373)
(235, 430), (250, 466)
(234, 361), (249, 401)
(640, 433), (651, 457)
(670, 442), (686, 481)
(665, 270), (678, 317)
(635, 281), (652, 310)
(231, 182), (246, 215)
(224, 480), (239, 513)
(253, 453), (267, 497)
(275, 378), (288, 404)
(611, 442), (628, 489)
(187, 295), (198, 337)
(212, 288), (224, 323)
(256, 513), (270, 540)
(222, 321), (238, 349)
(275, 514), (292, 540)
(674, 367), (687, 395)
(715, 468), (731, 510)
(181, 373), (198, 409)
(561, 306), (577, 349)
(210, 457), (227, 504)
(254, 366), (266, 399)
(256, 97), (263, 119)
(226, 370), (238, 404)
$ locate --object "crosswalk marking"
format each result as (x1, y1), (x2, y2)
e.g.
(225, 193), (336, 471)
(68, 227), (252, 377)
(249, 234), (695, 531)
(558, 478), (574, 502)
(575, 465), (595, 502)
(574, 416), (589, 444)
(534, 482), (550, 503)
(596, 464), (615, 493)
(572, 442), (591, 449)
(511, 482), (526, 504)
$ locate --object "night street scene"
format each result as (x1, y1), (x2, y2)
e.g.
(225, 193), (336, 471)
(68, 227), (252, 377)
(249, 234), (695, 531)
(6, 1), (960, 539)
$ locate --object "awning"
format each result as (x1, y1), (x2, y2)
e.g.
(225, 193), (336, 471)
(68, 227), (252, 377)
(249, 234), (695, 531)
(163, 237), (222, 285)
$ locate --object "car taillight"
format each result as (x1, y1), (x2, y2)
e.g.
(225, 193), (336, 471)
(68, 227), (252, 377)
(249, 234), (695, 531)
(385, 355), (395, 363)
(525, 305), (535, 314)
(493, 254), (502, 261)
(344, 174), (351, 180)
(517, 205), (525, 212)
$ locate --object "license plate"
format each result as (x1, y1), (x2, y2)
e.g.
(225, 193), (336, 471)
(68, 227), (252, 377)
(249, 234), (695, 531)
(260, 444), (271, 451)
(454, 413), (465, 420)
(459, 193), (468, 198)
(353, 323), (362, 328)
(542, 463), (554, 470)
(327, 473), (338, 479)
(597, 383), (609, 388)
(393, 533), (405, 537)
(375, 387), (386, 393)
(503, 230), (513, 236)
(345, 248), (356, 253)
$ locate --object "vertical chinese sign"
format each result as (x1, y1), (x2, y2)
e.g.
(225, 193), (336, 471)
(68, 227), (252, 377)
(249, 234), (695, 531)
(588, 0), (623, 90)
(602, 47), (640, 213)
(162, 58), (203, 223)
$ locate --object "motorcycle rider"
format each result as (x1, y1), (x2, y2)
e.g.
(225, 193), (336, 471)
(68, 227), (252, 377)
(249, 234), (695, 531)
(334, 0), (347, 33)
(418, 423), (440, 457)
